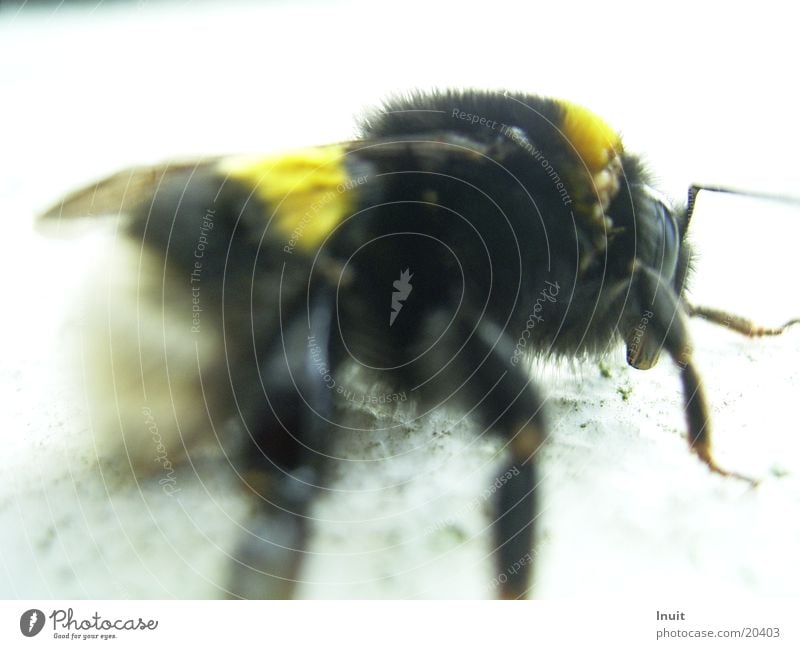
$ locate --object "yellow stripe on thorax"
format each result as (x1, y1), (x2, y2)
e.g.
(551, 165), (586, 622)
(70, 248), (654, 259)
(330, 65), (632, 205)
(558, 100), (623, 172)
(218, 144), (353, 250)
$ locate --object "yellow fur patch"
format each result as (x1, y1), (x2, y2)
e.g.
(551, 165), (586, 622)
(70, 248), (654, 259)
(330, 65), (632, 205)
(558, 100), (623, 172)
(218, 145), (354, 250)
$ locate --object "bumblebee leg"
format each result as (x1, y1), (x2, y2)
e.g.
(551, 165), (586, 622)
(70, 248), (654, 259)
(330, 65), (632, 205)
(433, 313), (546, 599)
(226, 285), (336, 599)
(226, 466), (319, 599)
(685, 303), (799, 337)
(636, 267), (757, 485)
(494, 421), (544, 600)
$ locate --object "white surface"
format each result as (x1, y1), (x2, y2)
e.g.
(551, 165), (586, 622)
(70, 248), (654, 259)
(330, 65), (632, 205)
(1, 0), (799, 599)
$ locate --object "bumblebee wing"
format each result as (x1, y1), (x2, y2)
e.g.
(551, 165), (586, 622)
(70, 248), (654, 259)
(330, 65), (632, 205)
(37, 157), (222, 235)
(36, 134), (505, 247)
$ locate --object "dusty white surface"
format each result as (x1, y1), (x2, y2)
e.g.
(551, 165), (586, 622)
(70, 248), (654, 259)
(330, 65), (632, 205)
(1, 0), (799, 600)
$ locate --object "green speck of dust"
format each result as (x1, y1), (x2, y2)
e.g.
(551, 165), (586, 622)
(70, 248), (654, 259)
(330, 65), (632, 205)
(770, 465), (789, 478)
(598, 361), (612, 378)
(441, 525), (469, 545)
(617, 385), (633, 401)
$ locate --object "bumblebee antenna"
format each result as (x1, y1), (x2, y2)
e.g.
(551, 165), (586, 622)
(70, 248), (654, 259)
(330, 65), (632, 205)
(687, 184), (800, 223)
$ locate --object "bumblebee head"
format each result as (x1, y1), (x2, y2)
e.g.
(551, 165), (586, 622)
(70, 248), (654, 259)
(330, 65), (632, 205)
(621, 185), (688, 370)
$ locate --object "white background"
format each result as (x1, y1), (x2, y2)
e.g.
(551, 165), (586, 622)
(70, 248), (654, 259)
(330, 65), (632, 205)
(1, 0), (799, 608)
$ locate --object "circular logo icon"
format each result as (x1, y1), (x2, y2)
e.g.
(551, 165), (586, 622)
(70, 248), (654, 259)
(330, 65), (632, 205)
(20, 609), (45, 637)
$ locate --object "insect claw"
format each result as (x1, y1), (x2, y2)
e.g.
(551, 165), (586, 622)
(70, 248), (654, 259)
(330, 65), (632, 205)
(694, 445), (760, 488)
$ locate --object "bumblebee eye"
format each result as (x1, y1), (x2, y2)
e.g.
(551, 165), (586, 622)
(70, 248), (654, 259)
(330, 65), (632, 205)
(660, 201), (680, 283)
(635, 184), (680, 285)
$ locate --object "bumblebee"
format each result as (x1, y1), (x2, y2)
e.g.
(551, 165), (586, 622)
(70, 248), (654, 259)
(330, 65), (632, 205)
(40, 89), (797, 599)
